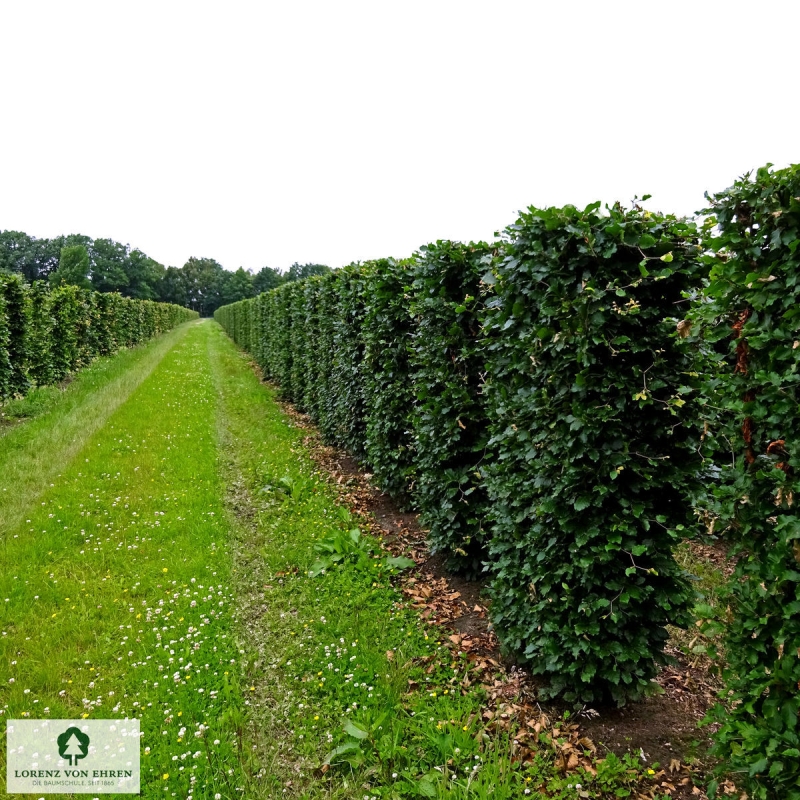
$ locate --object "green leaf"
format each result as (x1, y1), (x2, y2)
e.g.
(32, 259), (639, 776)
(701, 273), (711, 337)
(308, 559), (332, 577)
(749, 757), (768, 776)
(343, 720), (369, 740)
(323, 741), (363, 765)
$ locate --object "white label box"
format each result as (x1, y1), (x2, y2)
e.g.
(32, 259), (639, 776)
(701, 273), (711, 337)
(6, 719), (140, 794)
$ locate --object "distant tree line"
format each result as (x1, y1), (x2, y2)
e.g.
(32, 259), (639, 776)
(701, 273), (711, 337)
(0, 229), (330, 316)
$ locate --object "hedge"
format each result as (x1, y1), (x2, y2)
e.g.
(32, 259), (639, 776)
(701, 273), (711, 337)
(693, 164), (800, 800)
(0, 272), (28, 398)
(409, 241), (495, 574)
(0, 276), (197, 401)
(274, 283), (294, 400)
(300, 278), (322, 419)
(215, 222), (703, 707)
(482, 202), (705, 705)
(213, 170), (800, 788)
(330, 265), (369, 460)
(363, 258), (416, 505)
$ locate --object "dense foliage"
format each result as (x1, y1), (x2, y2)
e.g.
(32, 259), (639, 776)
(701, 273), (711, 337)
(693, 165), (800, 800)
(329, 265), (369, 460)
(0, 274), (197, 401)
(1, 230), (167, 299)
(363, 258), (416, 504)
(216, 210), (704, 711)
(482, 203), (704, 705)
(410, 242), (495, 574)
(312, 274), (339, 443)
(51, 244), (92, 289)
(0, 272), (28, 398)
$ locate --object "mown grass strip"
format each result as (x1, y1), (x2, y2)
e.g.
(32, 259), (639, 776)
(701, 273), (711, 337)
(209, 323), (652, 800)
(1, 321), (246, 799)
(0, 321), (197, 537)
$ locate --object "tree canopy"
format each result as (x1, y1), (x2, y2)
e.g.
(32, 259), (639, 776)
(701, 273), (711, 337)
(0, 229), (330, 315)
(49, 245), (91, 289)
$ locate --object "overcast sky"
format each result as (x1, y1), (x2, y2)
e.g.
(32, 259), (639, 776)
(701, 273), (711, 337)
(1, 0), (797, 272)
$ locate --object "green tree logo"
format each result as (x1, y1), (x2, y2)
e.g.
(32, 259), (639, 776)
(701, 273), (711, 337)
(57, 726), (90, 766)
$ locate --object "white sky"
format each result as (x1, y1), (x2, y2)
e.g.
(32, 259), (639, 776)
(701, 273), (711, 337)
(1, 0), (797, 273)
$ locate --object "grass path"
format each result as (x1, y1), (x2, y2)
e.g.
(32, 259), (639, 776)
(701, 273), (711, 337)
(0, 322), (195, 536)
(1, 321), (244, 799)
(0, 320), (654, 800)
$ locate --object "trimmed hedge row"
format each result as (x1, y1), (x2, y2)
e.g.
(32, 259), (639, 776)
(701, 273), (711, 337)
(410, 241), (495, 575)
(0, 272), (28, 398)
(693, 165), (800, 800)
(216, 206), (705, 709)
(217, 173), (799, 799)
(0, 274), (197, 401)
(363, 258), (416, 504)
(483, 204), (703, 705)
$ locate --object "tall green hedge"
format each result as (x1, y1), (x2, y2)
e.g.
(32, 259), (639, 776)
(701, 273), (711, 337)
(330, 265), (368, 460)
(482, 202), (704, 705)
(362, 258), (416, 504)
(261, 290), (279, 381)
(0, 278), (197, 401)
(694, 165), (800, 800)
(288, 281), (309, 412)
(0, 273), (29, 398)
(25, 281), (54, 387)
(300, 278), (322, 418)
(274, 284), (294, 399)
(313, 274), (339, 444)
(409, 241), (495, 574)
(217, 174), (800, 788)
(214, 221), (703, 707)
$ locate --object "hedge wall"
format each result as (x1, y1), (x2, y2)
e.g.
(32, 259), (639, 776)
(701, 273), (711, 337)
(410, 241), (495, 575)
(0, 272), (28, 398)
(694, 165), (800, 800)
(214, 223), (703, 708)
(482, 203), (704, 705)
(274, 284), (294, 400)
(314, 274), (339, 444)
(363, 258), (416, 504)
(300, 277), (322, 419)
(0, 275), (197, 401)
